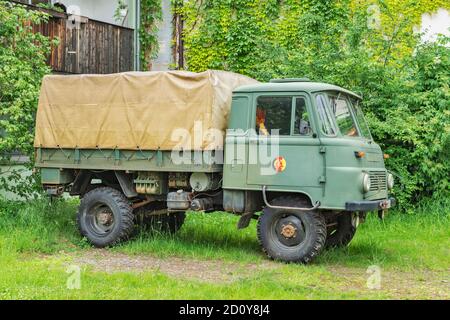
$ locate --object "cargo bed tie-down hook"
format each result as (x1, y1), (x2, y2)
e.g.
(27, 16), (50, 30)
(262, 185), (320, 211)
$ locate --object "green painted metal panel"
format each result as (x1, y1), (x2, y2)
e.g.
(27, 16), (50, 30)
(41, 168), (73, 184)
(229, 95), (251, 130)
(35, 148), (222, 173)
(235, 81), (362, 99)
(245, 92), (324, 188)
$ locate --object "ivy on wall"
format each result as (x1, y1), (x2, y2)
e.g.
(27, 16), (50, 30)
(181, 0), (450, 74)
(140, 0), (162, 70)
(346, 0), (450, 67)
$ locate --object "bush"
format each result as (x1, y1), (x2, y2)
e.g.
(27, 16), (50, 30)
(0, 1), (54, 197)
(367, 37), (450, 205)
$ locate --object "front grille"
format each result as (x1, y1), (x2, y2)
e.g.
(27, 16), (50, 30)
(369, 171), (387, 191)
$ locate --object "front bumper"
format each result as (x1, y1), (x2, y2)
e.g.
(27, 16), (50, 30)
(345, 198), (396, 212)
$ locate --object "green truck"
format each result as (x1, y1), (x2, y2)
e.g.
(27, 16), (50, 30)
(34, 70), (394, 263)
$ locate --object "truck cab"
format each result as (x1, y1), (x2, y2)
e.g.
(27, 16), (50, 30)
(223, 79), (394, 211)
(221, 79), (394, 262)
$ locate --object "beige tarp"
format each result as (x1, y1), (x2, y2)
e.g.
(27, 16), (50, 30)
(34, 70), (258, 150)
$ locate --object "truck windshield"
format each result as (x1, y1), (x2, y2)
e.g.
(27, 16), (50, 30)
(316, 92), (371, 139)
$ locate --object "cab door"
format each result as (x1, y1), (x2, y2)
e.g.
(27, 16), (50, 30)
(246, 94), (324, 188)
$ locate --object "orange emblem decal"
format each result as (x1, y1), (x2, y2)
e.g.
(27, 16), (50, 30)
(273, 156), (287, 172)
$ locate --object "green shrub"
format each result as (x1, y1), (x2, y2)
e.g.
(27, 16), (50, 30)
(367, 37), (450, 205)
(0, 1), (54, 197)
(0, 198), (79, 254)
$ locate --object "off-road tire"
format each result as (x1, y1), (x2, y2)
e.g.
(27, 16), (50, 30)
(134, 202), (185, 234)
(257, 197), (326, 264)
(325, 212), (357, 248)
(77, 187), (134, 247)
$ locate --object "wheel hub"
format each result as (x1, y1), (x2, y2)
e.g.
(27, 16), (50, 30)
(97, 211), (113, 226)
(275, 216), (305, 246)
(88, 204), (116, 235)
(280, 224), (297, 238)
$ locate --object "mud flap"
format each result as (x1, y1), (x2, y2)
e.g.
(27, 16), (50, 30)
(237, 212), (256, 229)
(115, 171), (138, 198)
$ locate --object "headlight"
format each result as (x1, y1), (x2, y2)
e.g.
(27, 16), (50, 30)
(387, 173), (394, 190)
(362, 173), (371, 193)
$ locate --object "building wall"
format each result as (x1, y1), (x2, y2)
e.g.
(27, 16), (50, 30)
(420, 8), (450, 43)
(51, 0), (136, 29)
(36, 15), (135, 74)
(152, 0), (173, 71)
(0, 164), (29, 201)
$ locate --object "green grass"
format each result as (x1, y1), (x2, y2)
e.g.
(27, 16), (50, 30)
(0, 198), (448, 299)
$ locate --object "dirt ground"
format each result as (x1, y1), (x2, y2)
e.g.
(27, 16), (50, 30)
(59, 249), (450, 299)
(70, 250), (275, 283)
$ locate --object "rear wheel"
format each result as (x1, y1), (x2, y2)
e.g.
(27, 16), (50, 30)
(325, 212), (357, 248)
(257, 197), (326, 264)
(77, 187), (134, 247)
(135, 202), (185, 234)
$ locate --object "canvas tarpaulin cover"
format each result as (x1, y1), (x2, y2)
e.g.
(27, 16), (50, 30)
(34, 70), (258, 150)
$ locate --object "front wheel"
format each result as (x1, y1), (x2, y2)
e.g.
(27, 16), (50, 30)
(257, 197), (326, 264)
(77, 187), (135, 247)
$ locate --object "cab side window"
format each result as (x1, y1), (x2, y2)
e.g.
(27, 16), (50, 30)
(294, 98), (311, 135)
(256, 96), (292, 136)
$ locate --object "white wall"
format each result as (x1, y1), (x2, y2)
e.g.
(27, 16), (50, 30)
(152, 0), (173, 71)
(52, 0), (136, 29)
(420, 8), (450, 43)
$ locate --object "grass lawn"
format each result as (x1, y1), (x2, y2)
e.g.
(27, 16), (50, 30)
(0, 198), (448, 299)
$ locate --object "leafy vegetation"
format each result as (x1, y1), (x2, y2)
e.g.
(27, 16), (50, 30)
(0, 1), (54, 197)
(180, 0), (450, 206)
(113, 0), (129, 23)
(35, 2), (64, 13)
(140, 0), (162, 70)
